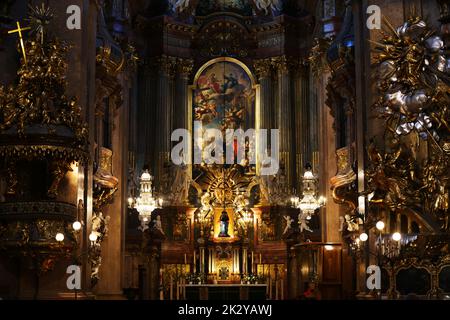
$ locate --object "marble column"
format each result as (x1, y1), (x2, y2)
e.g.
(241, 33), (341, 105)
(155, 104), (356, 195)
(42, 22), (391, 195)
(254, 59), (273, 131)
(174, 59), (194, 132)
(137, 61), (156, 171)
(155, 55), (175, 184)
(293, 63), (310, 191)
(275, 56), (295, 189)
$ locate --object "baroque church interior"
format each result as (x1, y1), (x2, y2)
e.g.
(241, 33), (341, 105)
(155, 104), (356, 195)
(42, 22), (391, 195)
(0, 0), (449, 301)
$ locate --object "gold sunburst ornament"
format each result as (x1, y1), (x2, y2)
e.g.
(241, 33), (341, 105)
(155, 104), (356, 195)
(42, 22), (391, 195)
(27, 3), (54, 44)
(372, 12), (450, 152)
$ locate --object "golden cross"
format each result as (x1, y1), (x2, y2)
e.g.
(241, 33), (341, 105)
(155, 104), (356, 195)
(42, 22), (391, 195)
(8, 21), (31, 64)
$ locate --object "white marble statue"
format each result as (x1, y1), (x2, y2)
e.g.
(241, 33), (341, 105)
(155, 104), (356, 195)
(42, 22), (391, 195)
(253, 0), (283, 15)
(283, 215), (293, 235)
(169, 0), (191, 13)
(298, 212), (313, 233)
(339, 216), (345, 232)
(172, 163), (190, 205)
(154, 215), (165, 235)
(345, 214), (363, 232)
(200, 191), (213, 216)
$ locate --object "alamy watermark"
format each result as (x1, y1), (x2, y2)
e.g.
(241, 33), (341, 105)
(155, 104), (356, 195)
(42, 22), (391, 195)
(366, 5), (381, 30)
(171, 121), (280, 176)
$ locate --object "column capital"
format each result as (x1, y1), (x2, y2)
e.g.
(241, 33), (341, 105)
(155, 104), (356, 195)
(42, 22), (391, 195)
(176, 58), (194, 78)
(271, 55), (298, 74)
(253, 58), (272, 79)
(156, 54), (178, 77)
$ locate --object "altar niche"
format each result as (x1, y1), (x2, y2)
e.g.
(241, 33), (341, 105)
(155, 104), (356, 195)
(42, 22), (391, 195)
(213, 207), (236, 240)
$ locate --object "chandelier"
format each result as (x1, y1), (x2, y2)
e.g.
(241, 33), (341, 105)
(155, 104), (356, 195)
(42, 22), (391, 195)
(128, 169), (162, 231)
(291, 164), (326, 217)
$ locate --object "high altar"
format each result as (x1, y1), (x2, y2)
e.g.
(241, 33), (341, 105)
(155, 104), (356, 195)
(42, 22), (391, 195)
(123, 1), (323, 299)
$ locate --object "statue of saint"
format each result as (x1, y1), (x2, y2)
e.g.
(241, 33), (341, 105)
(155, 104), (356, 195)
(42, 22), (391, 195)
(219, 210), (230, 237)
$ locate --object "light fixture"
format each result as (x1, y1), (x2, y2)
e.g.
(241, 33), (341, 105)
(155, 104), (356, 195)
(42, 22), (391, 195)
(128, 169), (162, 231)
(376, 221), (385, 231)
(89, 232), (98, 242)
(392, 232), (402, 241)
(358, 195), (365, 215)
(55, 232), (64, 242)
(72, 221), (82, 231)
(291, 164), (325, 216)
(242, 210), (253, 224)
(324, 245), (334, 251)
(359, 232), (368, 242)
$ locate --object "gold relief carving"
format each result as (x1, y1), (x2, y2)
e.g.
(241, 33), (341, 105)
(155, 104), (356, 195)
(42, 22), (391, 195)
(372, 14), (449, 155)
(336, 147), (351, 174)
(6, 160), (17, 195)
(91, 148), (117, 285)
(94, 147), (119, 190)
(195, 165), (255, 207)
(330, 146), (357, 213)
(270, 55), (304, 75)
(0, 34), (88, 145)
(99, 147), (113, 173)
(47, 160), (72, 198)
(272, 55), (289, 73)
(157, 55), (178, 77)
(253, 59), (272, 79)
(177, 58), (194, 76)
(96, 46), (124, 75)
(308, 37), (331, 77)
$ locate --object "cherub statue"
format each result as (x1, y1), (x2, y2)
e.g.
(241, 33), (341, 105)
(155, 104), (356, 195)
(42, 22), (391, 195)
(338, 216), (345, 232)
(298, 212), (313, 233)
(253, 0), (283, 15)
(283, 215), (293, 235)
(200, 191), (213, 216)
(233, 193), (249, 214)
(153, 215), (165, 235)
(344, 214), (362, 232)
(92, 212), (110, 240)
(169, 0), (192, 14)
(138, 217), (149, 232)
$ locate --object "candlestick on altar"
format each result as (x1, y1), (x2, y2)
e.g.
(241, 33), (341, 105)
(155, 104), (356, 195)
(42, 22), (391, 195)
(184, 253), (187, 265)
(259, 253), (262, 265)
(159, 268), (164, 300)
(193, 250), (196, 272)
(170, 275), (173, 300)
(268, 276), (272, 299)
(275, 279), (279, 300)
(251, 251), (254, 273)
